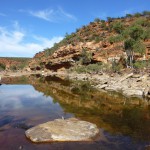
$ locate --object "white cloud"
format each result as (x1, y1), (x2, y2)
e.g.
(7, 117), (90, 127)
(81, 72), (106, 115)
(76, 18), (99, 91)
(13, 21), (24, 32)
(20, 7), (77, 22)
(29, 9), (54, 21)
(0, 24), (63, 57)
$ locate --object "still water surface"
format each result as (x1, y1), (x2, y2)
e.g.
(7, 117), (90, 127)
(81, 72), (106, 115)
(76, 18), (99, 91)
(0, 75), (150, 150)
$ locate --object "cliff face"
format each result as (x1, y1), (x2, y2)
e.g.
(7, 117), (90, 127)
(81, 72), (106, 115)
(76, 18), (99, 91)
(0, 58), (20, 70)
(28, 15), (150, 71)
(0, 57), (31, 71)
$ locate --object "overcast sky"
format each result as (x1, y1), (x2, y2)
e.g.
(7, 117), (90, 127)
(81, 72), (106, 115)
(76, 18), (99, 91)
(0, 0), (150, 57)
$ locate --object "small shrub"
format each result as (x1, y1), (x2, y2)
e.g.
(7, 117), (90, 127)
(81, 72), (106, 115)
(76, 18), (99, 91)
(133, 61), (147, 69)
(134, 18), (150, 27)
(94, 36), (103, 43)
(108, 35), (124, 44)
(142, 11), (150, 16)
(94, 18), (101, 23)
(17, 63), (27, 70)
(126, 14), (132, 18)
(107, 17), (113, 22)
(111, 60), (123, 73)
(103, 26), (109, 31)
(86, 63), (102, 72)
(76, 28), (80, 32)
(0, 63), (6, 71)
(112, 21), (124, 34)
(80, 48), (93, 65)
(73, 63), (102, 73)
(134, 13), (142, 17)
(10, 65), (17, 71)
(101, 22), (106, 28)
(101, 20), (105, 23)
(122, 28), (130, 39)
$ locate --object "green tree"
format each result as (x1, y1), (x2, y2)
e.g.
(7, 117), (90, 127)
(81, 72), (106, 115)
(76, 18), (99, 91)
(124, 39), (146, 68)
(124, 38), (135, 67)
(133, 41), (146, 56)
(129, 25), (144, 40)
(142, 29), (150, 41)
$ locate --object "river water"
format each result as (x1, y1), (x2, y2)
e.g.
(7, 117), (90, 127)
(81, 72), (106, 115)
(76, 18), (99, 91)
(0, 75), (150, 150)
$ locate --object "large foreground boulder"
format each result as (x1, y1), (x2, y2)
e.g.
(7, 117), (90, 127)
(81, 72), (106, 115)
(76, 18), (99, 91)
(25, 118), (99, 143)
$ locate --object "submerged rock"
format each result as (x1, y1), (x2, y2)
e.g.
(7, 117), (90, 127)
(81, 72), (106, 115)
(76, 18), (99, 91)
(25, 118), (99, 143)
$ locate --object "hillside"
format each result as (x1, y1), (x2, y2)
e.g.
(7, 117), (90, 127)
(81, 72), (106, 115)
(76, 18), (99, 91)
(0, 57), (31, 71)
(25, 12), (150, 72)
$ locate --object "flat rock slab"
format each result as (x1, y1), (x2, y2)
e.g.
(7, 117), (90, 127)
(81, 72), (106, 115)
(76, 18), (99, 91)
(25, 118), (99, 143)
(123, 89), (143, 97)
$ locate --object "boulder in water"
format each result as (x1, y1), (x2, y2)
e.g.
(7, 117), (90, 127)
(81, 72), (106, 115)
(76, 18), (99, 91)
(25, 118), (99, 143)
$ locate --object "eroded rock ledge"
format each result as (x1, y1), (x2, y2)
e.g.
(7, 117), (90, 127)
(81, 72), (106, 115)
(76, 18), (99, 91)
(67, 72), (150, 98)
(25, 118), (99, 143)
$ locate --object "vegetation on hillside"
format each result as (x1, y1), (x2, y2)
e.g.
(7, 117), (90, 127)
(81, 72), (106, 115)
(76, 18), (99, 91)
(30, 11), (150, 73)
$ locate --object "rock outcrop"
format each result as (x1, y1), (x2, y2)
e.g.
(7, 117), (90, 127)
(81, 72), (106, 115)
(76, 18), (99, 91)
(68, 72), (150, 98)
(25, 118), (99, 143)
(28, 15), (150, 72)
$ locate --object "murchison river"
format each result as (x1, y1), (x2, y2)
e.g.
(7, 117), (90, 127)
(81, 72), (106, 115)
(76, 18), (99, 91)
(0, 75), (150, 150)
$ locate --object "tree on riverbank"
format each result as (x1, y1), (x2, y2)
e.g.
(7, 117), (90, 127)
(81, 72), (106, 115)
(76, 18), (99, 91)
(124, 25), (146, 68)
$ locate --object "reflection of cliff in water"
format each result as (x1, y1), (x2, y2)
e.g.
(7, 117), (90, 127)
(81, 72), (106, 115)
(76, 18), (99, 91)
(29, 75), (150, 141)
(3, 75), (150, 141)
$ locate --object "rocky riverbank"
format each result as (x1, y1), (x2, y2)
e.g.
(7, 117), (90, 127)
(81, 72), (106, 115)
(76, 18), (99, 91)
(67, 72), (150, 98)
(43, 70), (149, 99)
(0, 70), (150, 98)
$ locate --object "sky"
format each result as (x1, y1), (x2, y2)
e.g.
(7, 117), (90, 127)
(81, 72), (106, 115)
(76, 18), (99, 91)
(0, 0), (150, 57)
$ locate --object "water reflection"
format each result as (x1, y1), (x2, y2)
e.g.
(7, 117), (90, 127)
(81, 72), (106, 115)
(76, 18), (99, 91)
(0, 85), (53, 110)
(0, 83), (73, 130)
(0, 75), (150, 150)
(31, 75), (150, 142)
